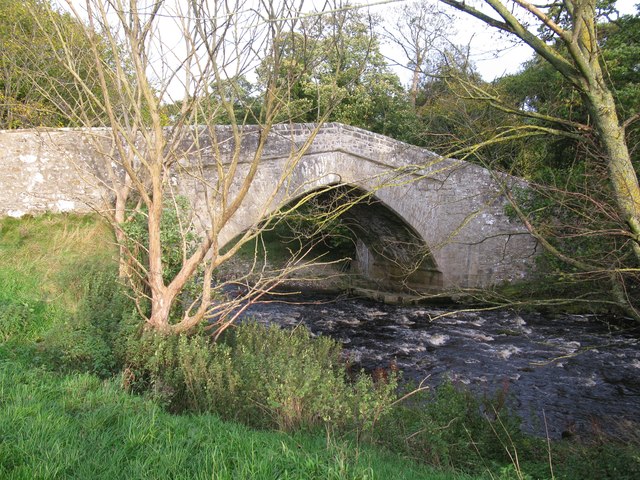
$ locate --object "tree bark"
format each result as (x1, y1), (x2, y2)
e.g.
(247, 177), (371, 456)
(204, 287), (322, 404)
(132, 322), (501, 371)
(585, 84), (640, 260)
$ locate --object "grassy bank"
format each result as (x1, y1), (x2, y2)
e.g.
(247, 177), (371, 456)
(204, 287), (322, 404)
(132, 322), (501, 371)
(0, 214), (466, 479)
(0, 355), (462, 480)
(1, 214), (639, 479)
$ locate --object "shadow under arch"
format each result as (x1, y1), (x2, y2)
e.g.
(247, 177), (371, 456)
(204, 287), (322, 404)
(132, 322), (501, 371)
(273, 184), (443, 293)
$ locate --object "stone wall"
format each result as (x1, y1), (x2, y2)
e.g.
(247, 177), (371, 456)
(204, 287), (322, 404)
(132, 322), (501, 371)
(0, 124), (538, 290)
(0, 128), (113, 217)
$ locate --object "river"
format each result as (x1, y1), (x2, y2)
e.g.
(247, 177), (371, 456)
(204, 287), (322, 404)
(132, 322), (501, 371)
(242, 292), (640, 439)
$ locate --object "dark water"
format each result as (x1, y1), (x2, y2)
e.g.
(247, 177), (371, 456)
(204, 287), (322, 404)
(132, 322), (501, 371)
(243, 292), (640, 439)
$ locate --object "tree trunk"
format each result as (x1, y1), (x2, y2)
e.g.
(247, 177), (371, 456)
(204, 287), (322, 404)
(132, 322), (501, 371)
(147, 291), (174, 332)
(147, 177), (169, 329)
(410, 63), (420, 109)
(585, 83), (640, 262)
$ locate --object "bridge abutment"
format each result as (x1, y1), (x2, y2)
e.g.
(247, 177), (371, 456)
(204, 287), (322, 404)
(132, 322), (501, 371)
(353, 239), (443, 293)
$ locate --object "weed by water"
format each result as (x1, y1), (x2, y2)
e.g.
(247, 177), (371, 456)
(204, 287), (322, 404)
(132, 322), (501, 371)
(371, 380), (536, 472)
(123, 322), (397, 434)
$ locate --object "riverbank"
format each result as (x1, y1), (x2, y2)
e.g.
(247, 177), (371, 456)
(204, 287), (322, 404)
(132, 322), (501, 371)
(1, 351), (464, 480)
(243, 291), (640, 440)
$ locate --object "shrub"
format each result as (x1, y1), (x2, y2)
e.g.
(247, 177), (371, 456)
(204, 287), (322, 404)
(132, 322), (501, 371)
(123, 322), (398, 433)
(122, 330), (240, 417)
(120, 197), (196, 284)
(227, 323), (397, 432)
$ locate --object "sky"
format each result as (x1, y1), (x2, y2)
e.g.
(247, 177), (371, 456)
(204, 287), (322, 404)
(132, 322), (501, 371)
(464, 0), (638, 80)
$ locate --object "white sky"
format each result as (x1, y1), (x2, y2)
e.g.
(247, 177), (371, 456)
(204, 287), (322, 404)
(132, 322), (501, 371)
(464, 0), (637, 81)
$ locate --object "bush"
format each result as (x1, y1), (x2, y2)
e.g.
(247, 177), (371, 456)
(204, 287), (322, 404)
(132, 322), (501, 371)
(123, 322), (398, 433)
(227, 323), (397, 432)
(120, 197), (196, 285)
(122, 330), (240, 417)
(553, 440), (640, 480)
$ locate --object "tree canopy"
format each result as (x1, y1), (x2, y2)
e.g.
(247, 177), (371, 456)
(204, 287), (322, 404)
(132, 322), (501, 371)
(0, 0), (112, 128)
(248, 4), (416, 139)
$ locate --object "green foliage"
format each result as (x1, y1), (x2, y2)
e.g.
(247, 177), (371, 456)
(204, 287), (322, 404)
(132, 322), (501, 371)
(124, 322), (397, 434)
(502, 164), (637, 309)
(121, 197), (196, 285)
(250, 7), (415, 139)
(373, 380), (533, 473)
(372, 378), (640, 479)
(458, 8), (640, 312)
(412, 63), (524, 167)
(122, 329), (239, 416)
(230, 323), (397, 432)
(600, 8), (640, 119)
(276, 198), (357, 258)
(0, 0), (110, 128)
(164, 75), (260, 125)
(600, 6), (640, 168)
(553, 439), (640, 480)
(229, 191), (359, 271)
(39, 265), (138, 377)
(495, 6), (640, 175)
(0, 298), (47, 343)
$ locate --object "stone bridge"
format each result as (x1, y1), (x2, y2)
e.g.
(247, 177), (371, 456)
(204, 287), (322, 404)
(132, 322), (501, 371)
(0, 123), (538, 292)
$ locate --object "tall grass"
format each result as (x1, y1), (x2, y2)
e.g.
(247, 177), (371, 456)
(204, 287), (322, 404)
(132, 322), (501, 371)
(0, 214), (115, 343)
(0, 214), (114, 297)
(0, 357), (462, 480)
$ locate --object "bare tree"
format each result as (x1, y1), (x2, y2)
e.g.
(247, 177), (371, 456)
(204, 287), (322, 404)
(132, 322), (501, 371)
(383, 0), (459, 108)
(31, 0), (366, 334)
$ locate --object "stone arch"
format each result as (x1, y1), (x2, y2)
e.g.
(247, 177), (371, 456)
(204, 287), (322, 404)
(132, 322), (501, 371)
(269, 183), (444, 292)
(200, 127), (538, 291)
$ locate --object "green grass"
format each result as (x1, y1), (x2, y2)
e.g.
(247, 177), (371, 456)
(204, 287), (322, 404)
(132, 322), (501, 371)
(0, 214), (122, 376)
(0, 214), (115, 343)
(0, 355), (465, 480)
